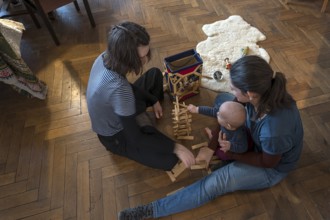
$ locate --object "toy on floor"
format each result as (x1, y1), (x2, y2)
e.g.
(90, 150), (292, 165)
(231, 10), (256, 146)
(172, 96), (194, 140)
(166, 97), (194, 182)
(166, 162), (187, 182)
(213, 70), (223, 81)
(241, 46), (249, 56)
(164, 49), (203, 101)
(191, 161), (208, 170)
(224, 58), (232, 69)
(201, 74), (213, 80)
(191, 142), (222, 174)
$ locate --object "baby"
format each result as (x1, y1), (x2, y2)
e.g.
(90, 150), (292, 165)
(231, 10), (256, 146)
(188, 101), (248, 160)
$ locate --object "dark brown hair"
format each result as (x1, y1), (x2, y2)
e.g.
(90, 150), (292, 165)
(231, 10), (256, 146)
(230, 55), (294, 117)
(103, 21), (151, 76)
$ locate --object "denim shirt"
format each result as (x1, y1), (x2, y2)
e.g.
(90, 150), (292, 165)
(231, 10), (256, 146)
(245, 103), (304, 172)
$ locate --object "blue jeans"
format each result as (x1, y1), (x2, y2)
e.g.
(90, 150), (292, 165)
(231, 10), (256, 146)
(214, 92), (235, 111)
(152, 161), (287, 217)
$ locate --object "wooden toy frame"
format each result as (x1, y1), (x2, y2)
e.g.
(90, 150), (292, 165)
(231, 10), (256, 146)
(164, 49), (203, 101)
(172, 96), (194, 140)
(166, 65), (202, 101)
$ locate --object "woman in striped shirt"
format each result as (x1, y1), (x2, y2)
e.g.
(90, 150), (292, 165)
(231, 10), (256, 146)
(86, 21), (195, 170)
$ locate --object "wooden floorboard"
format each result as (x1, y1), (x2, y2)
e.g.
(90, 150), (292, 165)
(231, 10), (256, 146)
(0, 0), (329, 219)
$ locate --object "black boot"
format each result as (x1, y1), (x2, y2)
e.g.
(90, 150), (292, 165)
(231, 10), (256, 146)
(118, 203), (153, 220)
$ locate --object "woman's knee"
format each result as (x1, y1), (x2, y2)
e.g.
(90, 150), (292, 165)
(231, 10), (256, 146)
(146, 67), (162, 77)
(97, 134), (127, 156)
(201, 165), (235, 199)
(214, 92), (235, 108)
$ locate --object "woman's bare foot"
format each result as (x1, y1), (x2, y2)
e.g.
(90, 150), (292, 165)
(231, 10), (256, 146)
(205, 127), (213, 140)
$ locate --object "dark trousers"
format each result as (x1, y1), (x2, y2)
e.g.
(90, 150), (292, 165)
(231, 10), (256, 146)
(98, 126), (178, 170)
(133, 67), (164, 114)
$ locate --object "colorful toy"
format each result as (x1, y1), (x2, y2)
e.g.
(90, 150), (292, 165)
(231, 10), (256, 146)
(224, 58), (231, 70)
(241, 46), (249, 56)
(164, 49), (203, 101)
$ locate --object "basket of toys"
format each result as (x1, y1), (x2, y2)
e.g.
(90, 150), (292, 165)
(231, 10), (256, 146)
(164, 49), (203, 101)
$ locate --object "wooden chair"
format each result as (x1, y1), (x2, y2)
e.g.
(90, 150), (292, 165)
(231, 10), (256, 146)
(23, 0), (95, 45)
(321, 0), (328, 12)
(0, 0), (40, 28)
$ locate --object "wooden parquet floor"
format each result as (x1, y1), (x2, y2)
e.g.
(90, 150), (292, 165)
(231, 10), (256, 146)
(0, 0), (329, 219)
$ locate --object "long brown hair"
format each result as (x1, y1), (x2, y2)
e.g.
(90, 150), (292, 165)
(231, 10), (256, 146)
(103, 21), (151, 76)
(230, 55), (294, 118)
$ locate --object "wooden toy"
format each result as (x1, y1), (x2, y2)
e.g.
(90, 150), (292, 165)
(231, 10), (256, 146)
(202, 74), (213, 80)
(190, 143), (222, 172)
(164, 49), (203, 101)
(191, 142), (208, 150)
(190, 142), (209, 171)
(166, 162), (186, 182)
(191, 160), (208, 170)
(172, 96), (194, 140)
(224, 58), (231, 70)
(209, 155), (221, 165)
(166, 97), (195, 181)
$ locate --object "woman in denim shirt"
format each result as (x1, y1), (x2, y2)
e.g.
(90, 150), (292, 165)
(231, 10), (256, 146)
(119, 55), (304, 220)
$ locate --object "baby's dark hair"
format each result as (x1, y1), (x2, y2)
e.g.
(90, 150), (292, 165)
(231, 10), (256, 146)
(230, 55), (294, 117)
(103, 21), (151, 76)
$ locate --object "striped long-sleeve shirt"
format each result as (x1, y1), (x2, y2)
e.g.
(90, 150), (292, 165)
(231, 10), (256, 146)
(86, 53), (136, 136)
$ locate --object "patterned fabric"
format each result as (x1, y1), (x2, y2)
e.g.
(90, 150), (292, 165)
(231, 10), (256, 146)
(0, 19), (47, 99)
(197, 15), (270, 93)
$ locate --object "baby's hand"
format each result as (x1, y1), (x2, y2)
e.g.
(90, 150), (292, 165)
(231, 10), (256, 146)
(218, 130), (231, 152)
(187, 104), (198, 114)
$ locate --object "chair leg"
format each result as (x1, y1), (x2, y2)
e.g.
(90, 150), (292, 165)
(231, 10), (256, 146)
(41, 13), (60, 45)
(321, 0), (328, 12)
(73, 0), (80, 12)
(27, 10), (41, 29)
(82, 0), (95, 27)
(22, 0), (41, 28)
(30, 0), (60, 45)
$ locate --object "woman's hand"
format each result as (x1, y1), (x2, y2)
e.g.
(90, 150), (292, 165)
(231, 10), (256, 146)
(196, 147), (214, 166)
(174, 143), (195, 168)
(152, 101), (163, 119)
(218, 130), (231, 152)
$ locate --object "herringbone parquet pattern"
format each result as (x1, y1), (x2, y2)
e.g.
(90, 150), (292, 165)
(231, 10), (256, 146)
(0, 0), (329, 219)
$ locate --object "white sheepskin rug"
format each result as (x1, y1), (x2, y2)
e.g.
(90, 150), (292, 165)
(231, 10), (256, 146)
(196, 15), (270, 92)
